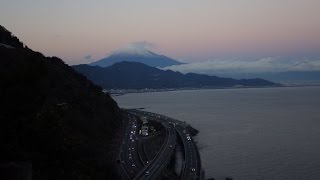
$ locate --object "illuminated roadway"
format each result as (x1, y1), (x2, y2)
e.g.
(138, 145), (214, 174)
(133, 122), (176, 180)
(175, 125), (201, 180)
(119, 113), (144, 179)
(128, 109), (202, 180)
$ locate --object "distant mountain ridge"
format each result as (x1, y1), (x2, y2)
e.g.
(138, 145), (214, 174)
(73, 61), (279, 89)
(210, 71), (320, 86)
(90, 44), (183, 68)
(163, 57), (320, 85)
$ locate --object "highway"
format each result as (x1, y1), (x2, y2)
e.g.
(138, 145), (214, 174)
(175, 125), (201, 180)
(133, 122), (176, 180)
(128, 109), (203, 180)
(119, 113), (144, 179)
(137, 130), (178, 180)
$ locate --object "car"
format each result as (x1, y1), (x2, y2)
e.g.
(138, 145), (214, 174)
(145, 171), (150, 176)
(132, 164), (135, 167)
(169, 145), (173, 148)
(191, 168), (196, 172)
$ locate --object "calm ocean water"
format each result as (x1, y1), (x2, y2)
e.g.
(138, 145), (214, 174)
(115, 86), (320, 180)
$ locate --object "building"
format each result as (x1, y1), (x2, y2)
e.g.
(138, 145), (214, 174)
(141, 116), (148, 124)
(141, 125), (149, 136)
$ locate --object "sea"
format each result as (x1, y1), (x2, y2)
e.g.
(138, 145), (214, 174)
(114, 86), (320, 180)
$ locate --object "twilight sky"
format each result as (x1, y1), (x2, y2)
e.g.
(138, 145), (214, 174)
(1, 0), (320, 64)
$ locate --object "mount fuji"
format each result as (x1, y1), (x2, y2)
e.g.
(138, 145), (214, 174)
(90, 43), (183, 68)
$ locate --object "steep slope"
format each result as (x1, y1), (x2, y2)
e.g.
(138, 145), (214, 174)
(73, 61), (278, 89)
(0, 26), (122, 179)
(0, 25), (24, 48)
(90, 44), (183, 68)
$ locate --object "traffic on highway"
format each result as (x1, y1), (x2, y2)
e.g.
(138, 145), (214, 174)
(119, 109), (203, 180)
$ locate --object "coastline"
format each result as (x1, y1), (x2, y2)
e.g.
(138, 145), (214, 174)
(109, 85), (320, 96)
(127, 108), (200, 136)
(107, 85), (282, 96)
(108, 84), (320, 97)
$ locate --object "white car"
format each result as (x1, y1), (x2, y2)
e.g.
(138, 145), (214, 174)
(145, 171), (150, 176)
(191, 168), (196, 172)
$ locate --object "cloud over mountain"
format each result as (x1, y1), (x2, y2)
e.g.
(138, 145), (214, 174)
(163, 57), (320, 75)
(112, 41), (156, 56)
(89, 42), (182, 68)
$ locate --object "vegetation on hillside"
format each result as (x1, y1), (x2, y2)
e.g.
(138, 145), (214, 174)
(0, 26), (122, 179)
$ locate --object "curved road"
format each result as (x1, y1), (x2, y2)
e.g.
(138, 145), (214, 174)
(128, 109), (202, 180)
(133, 122), (176, 180)
(175, 125), (201, 180)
